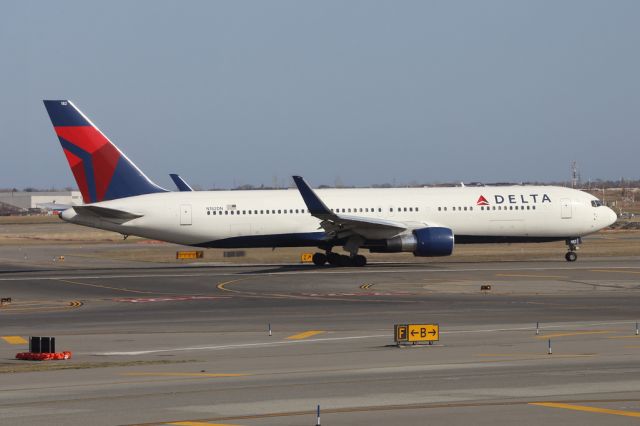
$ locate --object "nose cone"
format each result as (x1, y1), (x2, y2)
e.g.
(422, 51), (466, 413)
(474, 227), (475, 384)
(605, 207), (617, 226)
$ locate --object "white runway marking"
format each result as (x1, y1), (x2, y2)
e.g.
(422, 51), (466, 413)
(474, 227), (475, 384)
(91, 320), (638, 356)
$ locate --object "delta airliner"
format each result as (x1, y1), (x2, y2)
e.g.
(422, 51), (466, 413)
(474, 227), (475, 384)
(44, 100), (617, 266)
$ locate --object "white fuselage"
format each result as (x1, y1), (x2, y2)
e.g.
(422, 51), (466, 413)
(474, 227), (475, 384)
(61, 185), (617, 250)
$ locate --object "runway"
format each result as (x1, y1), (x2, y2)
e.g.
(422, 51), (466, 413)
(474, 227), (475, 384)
(2, 259), (640, 425)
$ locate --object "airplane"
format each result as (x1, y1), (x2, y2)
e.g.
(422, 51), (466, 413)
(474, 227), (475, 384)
(43, 100), (617, 267)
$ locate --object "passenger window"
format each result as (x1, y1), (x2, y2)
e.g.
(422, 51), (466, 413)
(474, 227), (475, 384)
(464, 207), (467, 211)
(390, 208), (393, 212)
(409, 207), (413, 212)
(416, 207), (419, 211)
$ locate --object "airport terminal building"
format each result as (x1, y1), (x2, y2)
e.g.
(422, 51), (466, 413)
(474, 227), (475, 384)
(0, 190), (81, 213)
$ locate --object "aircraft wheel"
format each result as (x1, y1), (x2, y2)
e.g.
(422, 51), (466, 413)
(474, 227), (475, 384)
(312, 253), (327, 266)
(565, 252), (577, 262)
(327, 252), (341, 266)
(353, 255), (367, 267)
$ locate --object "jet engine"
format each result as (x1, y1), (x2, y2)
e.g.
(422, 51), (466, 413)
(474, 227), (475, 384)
(371, 227), (454, 257)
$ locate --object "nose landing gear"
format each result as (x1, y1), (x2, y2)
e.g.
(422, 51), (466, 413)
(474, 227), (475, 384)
(565, 237), (581, 262)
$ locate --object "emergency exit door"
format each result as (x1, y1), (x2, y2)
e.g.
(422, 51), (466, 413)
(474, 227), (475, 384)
(180, 204), (192, 225)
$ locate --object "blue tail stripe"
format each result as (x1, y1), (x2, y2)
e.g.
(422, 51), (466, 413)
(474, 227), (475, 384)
(104, 157), (166, 201)
(58, 137), (97, 203)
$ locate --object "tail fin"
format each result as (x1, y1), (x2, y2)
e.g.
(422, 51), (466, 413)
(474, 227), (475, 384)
(43, 100), (166, 203)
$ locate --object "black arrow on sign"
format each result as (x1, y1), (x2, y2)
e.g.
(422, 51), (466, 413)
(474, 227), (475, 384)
(410, 330), (418, 336)
(429, 329), (436, 336)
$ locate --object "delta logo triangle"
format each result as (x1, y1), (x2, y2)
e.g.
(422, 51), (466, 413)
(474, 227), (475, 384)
(476, 195), (489, 206)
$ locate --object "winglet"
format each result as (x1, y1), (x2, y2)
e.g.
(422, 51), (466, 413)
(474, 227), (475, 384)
(292, 176), (333, 216)
(169, 174), (194, 192)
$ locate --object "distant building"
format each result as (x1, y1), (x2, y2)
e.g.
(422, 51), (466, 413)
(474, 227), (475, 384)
(0, 191), (82, 211)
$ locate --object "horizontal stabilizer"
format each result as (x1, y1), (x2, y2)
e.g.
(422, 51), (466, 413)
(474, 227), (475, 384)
(73, 205), (143, 221)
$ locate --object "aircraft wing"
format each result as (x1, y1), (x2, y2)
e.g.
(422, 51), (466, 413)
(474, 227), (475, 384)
(292, 176), (410, 240)
(169, 174), (194, 192)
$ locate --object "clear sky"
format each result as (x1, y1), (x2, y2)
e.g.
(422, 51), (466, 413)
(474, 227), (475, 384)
(2, 1), (639, 190)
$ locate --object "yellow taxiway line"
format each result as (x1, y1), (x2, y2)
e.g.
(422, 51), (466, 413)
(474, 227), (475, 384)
(286, 330), (325, 340)
(169, 422), (241, 426)
(535, 330), (613, 339)
(530, 402), (640, 418)
(121, 372), (247, 378)
(2, 336), (27, 344)
(591, 269), (640, 275)
(496, 273), (567, 279)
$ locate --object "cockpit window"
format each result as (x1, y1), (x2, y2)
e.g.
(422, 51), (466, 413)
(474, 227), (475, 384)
(591, 199), (604, 207)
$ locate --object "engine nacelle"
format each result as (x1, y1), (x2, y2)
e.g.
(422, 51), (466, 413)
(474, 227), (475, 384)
(380, 227), (454, 257)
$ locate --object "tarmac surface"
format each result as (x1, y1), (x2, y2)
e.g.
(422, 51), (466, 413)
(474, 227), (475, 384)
(2, 257), (640, 425)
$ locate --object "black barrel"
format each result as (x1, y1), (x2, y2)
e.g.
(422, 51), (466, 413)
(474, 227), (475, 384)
(41, 337), (51, 353)
(30, 336), (41, 353)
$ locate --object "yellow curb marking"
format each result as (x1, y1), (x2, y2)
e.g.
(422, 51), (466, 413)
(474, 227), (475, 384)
(2, 336), (27, 344)
(530, 402), (640, 418)
(286, 330), (325, 340)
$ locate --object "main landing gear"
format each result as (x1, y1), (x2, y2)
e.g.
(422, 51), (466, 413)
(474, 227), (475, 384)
(312, 251), (367, 267)
(565, 237), (581, 262)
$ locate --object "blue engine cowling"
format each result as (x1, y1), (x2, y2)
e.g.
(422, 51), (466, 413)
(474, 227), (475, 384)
(377, 227), (454, 256)
(412, 227), (454, 257)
